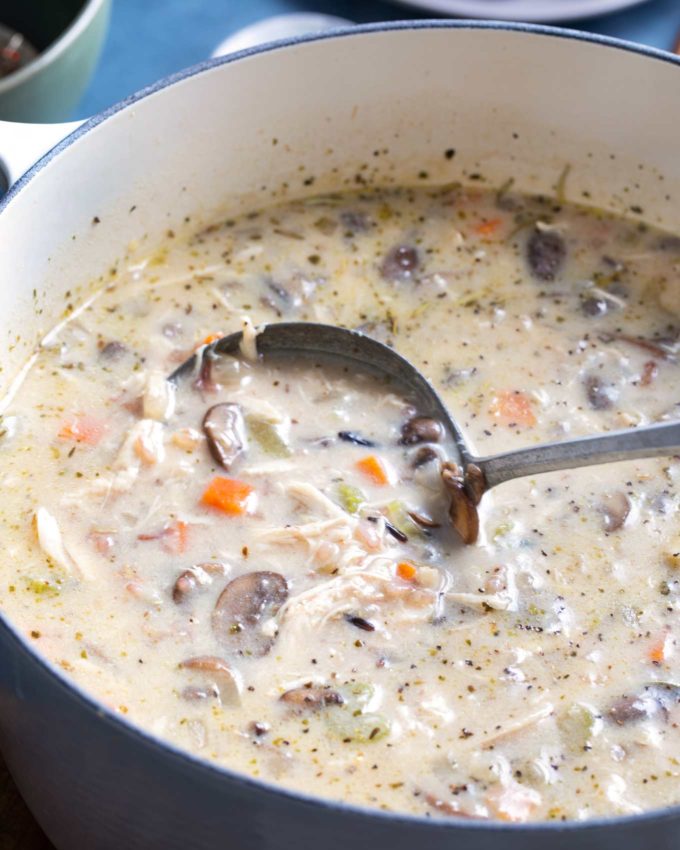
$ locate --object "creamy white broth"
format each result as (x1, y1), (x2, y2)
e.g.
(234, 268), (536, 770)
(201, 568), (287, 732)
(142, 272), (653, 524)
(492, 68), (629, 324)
(2, 184), (680, 822)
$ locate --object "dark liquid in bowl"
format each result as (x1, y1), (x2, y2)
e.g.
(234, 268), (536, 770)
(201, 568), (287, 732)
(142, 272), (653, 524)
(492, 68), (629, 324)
(0, 23), (38, 79)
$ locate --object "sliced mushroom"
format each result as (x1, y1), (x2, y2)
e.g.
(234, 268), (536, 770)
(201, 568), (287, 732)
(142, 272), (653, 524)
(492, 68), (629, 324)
(599, 332), (678, 362)
(267, 280), (291, 306)
(526, 229), (566, 282)
(173, 569), (202, 603)
(599, 492), (631, 532)
(99, 340), (128, 360)
(411, 446), (439, 468)
(248, 720), (271, 737)
(608, 695), (650, 725)
(657, 235), (680, 251)
(464, 463), (486, 506)
(203, 403), (247, 470)
(583, 374), (618, 411)
(262, 275), (320, 313)
(400, 416), (444, 445)
(340, 210), (372, 233)
(179, 655), (243, 705)
(441, 462), (479, 545)
(172, 562), (228, 604)
(380, 244), (420, 281)
(407, 510), (440, 529)
(212, 571), (288, 657)
(280, 683), (344, 712)
(607, 684), (680, 725)
(581, 296), (611, 318)
(179, 655), (242, 705)
(182, 684), (220, 702)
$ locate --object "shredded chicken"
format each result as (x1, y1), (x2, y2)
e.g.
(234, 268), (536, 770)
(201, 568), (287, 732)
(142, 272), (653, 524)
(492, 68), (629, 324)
(259, 515), (357, 546)
(143, 370), (176, 421)
(477, 703), (554, 750)
(277, 570), (436, 634)
(446, 590), (515, 611)
(242, 459), (296, 476)
(486, 780), (542, 822)
(286, 482), (347, 519)
(116, 419), (165, 471)
(239, 316), (260, 361)
(34, 507), (89, 579)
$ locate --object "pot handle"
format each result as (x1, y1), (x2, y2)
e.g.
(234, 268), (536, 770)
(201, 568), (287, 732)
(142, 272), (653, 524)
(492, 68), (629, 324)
(0, 119), (83, 191)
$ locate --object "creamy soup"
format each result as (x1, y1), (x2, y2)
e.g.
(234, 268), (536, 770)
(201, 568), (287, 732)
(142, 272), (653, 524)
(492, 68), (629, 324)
(2, 184), (680, 823)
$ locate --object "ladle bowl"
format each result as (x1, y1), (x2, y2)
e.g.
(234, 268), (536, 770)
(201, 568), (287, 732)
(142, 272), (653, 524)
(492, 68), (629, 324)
(170, 321), (680, 543)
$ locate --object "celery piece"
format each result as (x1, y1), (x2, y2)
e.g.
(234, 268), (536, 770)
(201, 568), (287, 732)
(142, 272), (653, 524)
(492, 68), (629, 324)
(246, 415), (291, 458)
(337, 482), (366, 515)
(492, 521), (514, 541)
(387, 500), (421, 537)
(326, 682), (390, 743)
(558, 703), (595, 752)
(25, 578), (61, 598)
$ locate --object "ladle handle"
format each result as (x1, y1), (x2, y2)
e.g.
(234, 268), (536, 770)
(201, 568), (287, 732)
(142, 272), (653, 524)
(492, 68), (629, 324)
(475, 420), (680, 490)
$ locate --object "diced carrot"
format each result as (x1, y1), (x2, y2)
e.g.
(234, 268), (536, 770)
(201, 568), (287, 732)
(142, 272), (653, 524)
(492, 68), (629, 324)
(396, 561), (417, 582)
(196, 332), (223, 350)
(201, 476), (255, 515)
(490, 390), (537, 428)
(58, 414), (105, 445)
(474, 218), (502, 237)
(649, 632), (672, 664)
(356, 455), (392, 486)
(161, 520), (188, 555)
(88, 530), (116, 554)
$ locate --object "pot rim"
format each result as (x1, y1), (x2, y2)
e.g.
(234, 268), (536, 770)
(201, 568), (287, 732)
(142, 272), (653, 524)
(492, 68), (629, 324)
(2, 19), (680, 834)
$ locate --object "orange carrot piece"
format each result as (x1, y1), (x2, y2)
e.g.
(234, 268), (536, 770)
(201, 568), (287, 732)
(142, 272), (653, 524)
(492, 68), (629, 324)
(649, 632), (671, 664)
(356, 455), (391, 486)
(490, 390), (537, 428)
(474, 218), (503, 237)
(196, 332), (223, 349)
(162, 520), (189, 555)
(201, 476), (254, 515)
(396, 561), (417, 582)
(58, 414), (105, 445)
(88, 530), (116, 554)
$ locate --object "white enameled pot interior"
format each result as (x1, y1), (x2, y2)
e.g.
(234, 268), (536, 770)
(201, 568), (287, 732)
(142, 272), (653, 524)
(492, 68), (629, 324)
(1, 25), (680, 399)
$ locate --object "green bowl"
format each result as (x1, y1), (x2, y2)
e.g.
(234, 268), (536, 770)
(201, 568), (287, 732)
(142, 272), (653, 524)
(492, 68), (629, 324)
(0, 0), (110, 122)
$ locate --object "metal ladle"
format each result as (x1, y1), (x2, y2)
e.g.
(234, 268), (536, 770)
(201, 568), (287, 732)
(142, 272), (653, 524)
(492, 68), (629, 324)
(169, 322), (680, 544)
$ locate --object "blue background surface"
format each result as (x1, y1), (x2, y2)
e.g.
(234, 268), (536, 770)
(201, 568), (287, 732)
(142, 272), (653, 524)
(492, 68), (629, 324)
(77, 0), (680, 118)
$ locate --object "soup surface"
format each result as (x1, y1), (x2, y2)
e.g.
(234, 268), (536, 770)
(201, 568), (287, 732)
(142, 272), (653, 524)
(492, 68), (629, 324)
(2, 184), (680, 822)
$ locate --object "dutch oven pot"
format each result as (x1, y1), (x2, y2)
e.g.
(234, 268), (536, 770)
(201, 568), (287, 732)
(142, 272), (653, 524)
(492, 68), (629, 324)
(0, 0), (111, 123)
(1, 21), (680, 850)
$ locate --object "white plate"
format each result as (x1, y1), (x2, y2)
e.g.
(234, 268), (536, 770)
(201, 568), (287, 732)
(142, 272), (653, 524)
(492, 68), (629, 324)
(389, 0), (651, 22)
